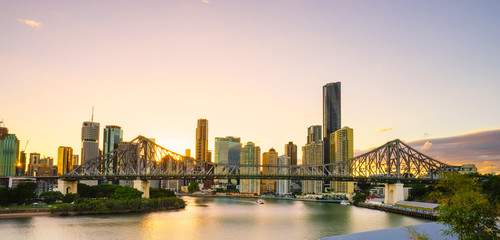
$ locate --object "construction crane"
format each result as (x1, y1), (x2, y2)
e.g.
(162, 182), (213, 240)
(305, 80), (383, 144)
(23, 140), (29, 152)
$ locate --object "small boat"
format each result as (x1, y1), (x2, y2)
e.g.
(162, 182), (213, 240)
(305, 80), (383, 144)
(256, 200), (264, 204)
(340, 200), (350, 205)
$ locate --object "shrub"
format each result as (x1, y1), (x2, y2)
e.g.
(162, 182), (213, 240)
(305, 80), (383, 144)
(40, 191), (64, 204)
(111, 186), (143, 201)
(62, 193), (80, 203)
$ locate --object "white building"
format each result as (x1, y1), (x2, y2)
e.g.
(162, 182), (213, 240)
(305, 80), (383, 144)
(276, 155), (291, 195)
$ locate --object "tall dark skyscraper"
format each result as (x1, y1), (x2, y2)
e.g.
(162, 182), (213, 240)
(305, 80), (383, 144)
(323, 82), (341, 165)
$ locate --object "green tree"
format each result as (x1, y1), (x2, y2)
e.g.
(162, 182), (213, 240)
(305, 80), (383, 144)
(40, 191), (64, 204)
(150, 187), (176, 199)
(77, 183), (95, 198)
(0, 187), (11, 206)
(406, 226), (430, 240)
(12, 182), (38, 205)
(62, 193), (80, 203)
(188, 181), (199, 193)
(111, 186), (143, 201)
(92, 184), (122, 198)
(432, 172), (499, 239)
(352, 193), (367, 205)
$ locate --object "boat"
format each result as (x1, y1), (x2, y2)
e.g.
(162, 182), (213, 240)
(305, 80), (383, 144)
(256, 200), (264, 204)
(340, 200), (350, 205)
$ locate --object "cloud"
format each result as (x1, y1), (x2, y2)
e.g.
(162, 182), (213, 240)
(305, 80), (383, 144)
(376, 127), (393, 133)
(202, 0), (210, 3)
(18, 18), (42, 30)
(420, 141), (432, 151)
(407, 129), (500, 174)
(355, 129), (500, 174)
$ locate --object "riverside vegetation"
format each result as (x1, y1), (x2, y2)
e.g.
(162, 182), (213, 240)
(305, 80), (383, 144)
(51, 184), (185, 215)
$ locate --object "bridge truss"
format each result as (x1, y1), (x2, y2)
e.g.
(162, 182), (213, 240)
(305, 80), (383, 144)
(65, 136), (457, 182)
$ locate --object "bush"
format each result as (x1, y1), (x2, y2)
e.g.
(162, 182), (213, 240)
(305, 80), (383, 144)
(188, 181), (199, 193)
(62, 193), (80, 203)
(51, 197), (186, 214)
(12, 182), (38, 205)
(40, 191), (64, 204)
(111, 186), (143, 201)
(352, 193), (367, 205)
(150, 188), (176, 199)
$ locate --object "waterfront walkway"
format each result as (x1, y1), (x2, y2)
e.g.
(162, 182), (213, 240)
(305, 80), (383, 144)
(321, 222), (456, 240)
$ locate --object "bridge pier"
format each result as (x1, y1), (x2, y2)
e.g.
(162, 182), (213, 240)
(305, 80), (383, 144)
(133, 179), (150, 198)
(58, 179), (78, 195)
(384, 183), (404, 205)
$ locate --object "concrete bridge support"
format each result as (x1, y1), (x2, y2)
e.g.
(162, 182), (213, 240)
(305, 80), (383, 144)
(133, 179), (150, 198)
(384, 183), (404, 205)
(58, 179), (78, 195)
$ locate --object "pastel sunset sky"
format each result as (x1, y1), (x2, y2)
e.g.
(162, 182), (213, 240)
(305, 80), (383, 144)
(1, 1), (499, 173)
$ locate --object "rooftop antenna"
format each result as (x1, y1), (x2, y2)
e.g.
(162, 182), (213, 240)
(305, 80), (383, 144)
(91, 107), (94, 122)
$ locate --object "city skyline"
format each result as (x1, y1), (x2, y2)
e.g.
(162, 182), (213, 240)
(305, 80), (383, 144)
(1, 1), (500, 173)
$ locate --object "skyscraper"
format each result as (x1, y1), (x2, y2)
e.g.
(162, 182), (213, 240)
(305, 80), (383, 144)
(0, 127), (20, 177)
(103, 125), (123, 172)
(276, 155), (291, 195)
(302, 126), (323, 194)
(81, 121), (100, 167)
(323, 82), (341, 165)
(239, 142), (260, 195)
(195, 119), (209, 162)
(284, 141), (297, 166)
(261, 148), (278, 194)
(57, 146), (73, 175)
(214, 136), (241, 185)
(331, 126), (355, 193)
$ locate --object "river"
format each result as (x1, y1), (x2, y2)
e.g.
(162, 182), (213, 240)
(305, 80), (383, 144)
(0, 196), (431, 240)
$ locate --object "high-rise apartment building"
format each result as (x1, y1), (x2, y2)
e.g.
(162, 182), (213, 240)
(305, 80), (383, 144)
(307, 125), (322, 144)
(214, 137), (241, 185)
(239, 142), (260, 195)
(57, 146), (73, 175)
(323, 82), (341, 165)
(28, 153), (55, 176)
(302, 126), (323, 194)
(0, 127), (20, 177)
(103, 125), (123, 172)
(72, 154), (79, 167)
(81, 121), (100, 167)
(330, 126), (355, 193)
(276, 155), (291, 195)
(284, 141), (297, 166)
(196, 119), (209, 162)
(261, 148), (278, 194)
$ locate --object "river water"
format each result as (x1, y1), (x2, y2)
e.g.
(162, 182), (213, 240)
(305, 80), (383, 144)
(0, 196), (431, 240)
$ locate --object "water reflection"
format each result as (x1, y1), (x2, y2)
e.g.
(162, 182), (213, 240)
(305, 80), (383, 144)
(0, 196), (431, 240)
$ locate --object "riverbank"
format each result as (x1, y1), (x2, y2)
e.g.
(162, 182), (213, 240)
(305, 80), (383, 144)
(181, 193), (436, 220)
(0, 208), (52, 219)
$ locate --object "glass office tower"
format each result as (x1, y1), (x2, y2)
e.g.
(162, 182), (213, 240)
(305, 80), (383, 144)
(323, 82), (341, 165)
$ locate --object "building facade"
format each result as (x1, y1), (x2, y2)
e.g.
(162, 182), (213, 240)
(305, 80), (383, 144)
(261, 148), (278, 194)
(0, 130), (20, 177)
(330, 126), (354, 193)
(214, 137), (242, 185)
(276, 155), (291, 195)
(303, 125), (323, 194)
(284, 141), (297, 166)
(323, 82), (341, 165)
(103, 125), (123, 172)
(81, 121), (100, 167)
(239, 142), (260, 194)
(195, 119), (209, 162)
(57, 146), (73, 175)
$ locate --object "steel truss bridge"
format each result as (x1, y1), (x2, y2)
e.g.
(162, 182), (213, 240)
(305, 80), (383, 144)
(63, 136), (458, 183)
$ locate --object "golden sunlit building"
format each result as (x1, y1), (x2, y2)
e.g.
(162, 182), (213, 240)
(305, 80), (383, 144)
(330, 126), (355, 193)
(57, 146), (73, 175)
(261, 148), (278, 194)
(284, 141), (297, 166)
(196, 119), (209, 162)
(302, 125), (324, 194)
(239, 142), (260, 195)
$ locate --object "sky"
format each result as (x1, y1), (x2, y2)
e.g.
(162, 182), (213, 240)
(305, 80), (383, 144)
(1, 0), (499, 173)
